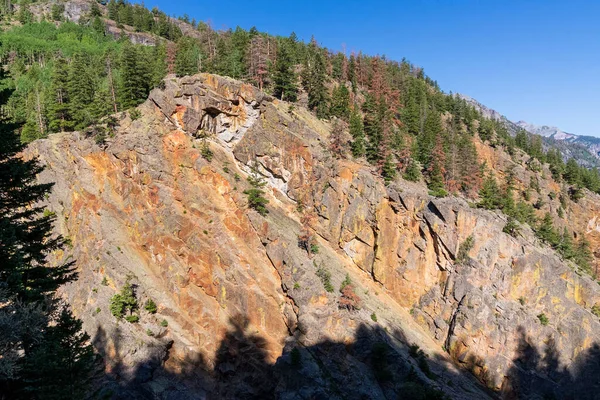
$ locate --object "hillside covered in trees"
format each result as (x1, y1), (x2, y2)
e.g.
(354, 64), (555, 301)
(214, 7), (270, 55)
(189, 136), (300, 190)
(4, 0), (600, 272)
(2, 1), (600, 399)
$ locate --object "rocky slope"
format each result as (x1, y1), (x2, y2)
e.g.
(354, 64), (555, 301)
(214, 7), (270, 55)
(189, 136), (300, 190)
(27, 74), (600, 399)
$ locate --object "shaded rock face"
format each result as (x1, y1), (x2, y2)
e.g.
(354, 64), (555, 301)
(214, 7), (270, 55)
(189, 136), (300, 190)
(28, 74), (600, 399)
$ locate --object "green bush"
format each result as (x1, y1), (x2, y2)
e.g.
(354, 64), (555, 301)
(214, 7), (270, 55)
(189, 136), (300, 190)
(340, 273), (352, 292)
(160, 319), (168, 327)
(244, 165), (269, 216)
(200, 141), (213, 161)
(129, 108), (141, 120)
(310, 243), (319, 254)
(125, 314), (139, 323)
(110, 280), (138, 321)
(591, 305), (600, 318)
(371, 312), (378, 322)
(537, 313), (549, 326)
(315, 263), (334, 293)
(456, 236), (474, 263)
(144, 299), (157, 314)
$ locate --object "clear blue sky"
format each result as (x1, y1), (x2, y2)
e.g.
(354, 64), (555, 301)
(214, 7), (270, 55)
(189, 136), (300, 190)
(141, 0), (600, 136)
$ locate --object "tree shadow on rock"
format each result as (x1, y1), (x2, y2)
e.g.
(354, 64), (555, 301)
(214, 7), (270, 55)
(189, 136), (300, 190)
(501, 325), (600, 400)
(91, 314), (502, 400)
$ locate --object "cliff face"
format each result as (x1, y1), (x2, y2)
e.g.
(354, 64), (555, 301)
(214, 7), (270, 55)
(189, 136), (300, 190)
(27, 74), (600, 399)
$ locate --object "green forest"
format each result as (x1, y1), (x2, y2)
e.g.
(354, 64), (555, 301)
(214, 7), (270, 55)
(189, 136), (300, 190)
(1, 0), (599, 397)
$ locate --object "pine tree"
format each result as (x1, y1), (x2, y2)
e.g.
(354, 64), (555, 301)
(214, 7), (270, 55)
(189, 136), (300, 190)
(0, 77), (90, 396)
(515, 129), (529, 151)
(0, 118), (75, 302)
(362, 94), (383, 164)
(478, 172), (503, 210)
(402, 91), (420, 136)
(418, 110), (442, 167)
(537, 213), (558, 245)
(403, 157), (422, 182)
(349, 110), (365, 158)
(564, 158), (581, 185)
(119, 42), (149, 109)
(47, 58), (73, 132)
(175, 36), (201, 77)
(574, 235), (593, 273)
(21, 306), (94, 399)
(381, 154), (396, 183)
(427, 137), (447, 196)
(329, 84), (350, 120)
(68, 53), (96, 128)
(244, 164), (269, 216)
(301, 38), (329, 118)
(272, 39), (297, 102)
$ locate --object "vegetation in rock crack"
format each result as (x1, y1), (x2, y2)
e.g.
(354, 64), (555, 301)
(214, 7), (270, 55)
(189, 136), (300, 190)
(314, 262), (334, 293)
(456, 236), (474, 264)
(144, 299), (158, 314)
(110, 279), (139, 321)
(243, 164), (269, 216)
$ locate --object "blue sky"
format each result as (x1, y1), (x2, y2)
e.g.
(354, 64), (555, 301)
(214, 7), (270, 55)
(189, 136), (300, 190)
(142, 0), (600, 136)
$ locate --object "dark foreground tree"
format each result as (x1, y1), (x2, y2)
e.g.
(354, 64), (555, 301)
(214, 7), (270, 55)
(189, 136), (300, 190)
(0, 71), (93, 398)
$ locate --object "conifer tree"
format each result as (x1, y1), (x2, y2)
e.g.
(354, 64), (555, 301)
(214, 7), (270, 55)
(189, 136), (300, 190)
(272, 40), (297, 102)
(427, 137), (447, 196)
(47, 58), (72, 133)
(0, 77), (90, 397)
(349, 110), (365, 158)
(403, 157), (422, 182)
(537, 213), (558, 245)
(362, 94), (383, 164)
(175, 36), (201, 77)
(301, 38), (329, 118)
(119, 42), (149, 109)
(21, 306), (94, 399)
(68, 53), (96, 128)
(244, 163), (269, 216)
(479, 172), (503, 210)
(564, 158), (581, 185)
(329, 84), (350, 121)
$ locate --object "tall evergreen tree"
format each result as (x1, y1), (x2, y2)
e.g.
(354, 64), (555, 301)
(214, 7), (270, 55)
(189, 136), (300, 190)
(362, 94), (383, 164)
(119, 42), (149, 109)
(564, 158), (581, 185)
(329, 84), (350, 120)
(271, 39), (297, 102)
(47, 58), (72, 133)
(301, 38), (329, 118)
(0, 73), (90, 397)
(349, 110), (365, 158)
(175, 36), (200, 77)
(68, 53), (96, 128)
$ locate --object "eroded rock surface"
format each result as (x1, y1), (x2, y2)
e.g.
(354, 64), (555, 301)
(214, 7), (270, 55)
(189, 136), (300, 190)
(27, 74), (600, 399)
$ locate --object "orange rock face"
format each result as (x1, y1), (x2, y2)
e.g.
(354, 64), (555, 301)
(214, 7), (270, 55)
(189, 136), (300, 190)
(27, 74), (600, 399)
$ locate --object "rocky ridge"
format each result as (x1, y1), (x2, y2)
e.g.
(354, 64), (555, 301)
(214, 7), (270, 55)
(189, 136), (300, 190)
(27, 74), (600, 399)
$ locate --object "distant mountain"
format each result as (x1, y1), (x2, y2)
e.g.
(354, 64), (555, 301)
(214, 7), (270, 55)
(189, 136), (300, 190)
(459, 94), (521, 135)
(459, 94), (600, 167)
(515, 121), (577, 140)
(516, 121), (600, 160)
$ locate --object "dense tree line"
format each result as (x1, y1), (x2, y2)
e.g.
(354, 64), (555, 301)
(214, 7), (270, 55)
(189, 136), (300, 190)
(1, 0), (599, 282)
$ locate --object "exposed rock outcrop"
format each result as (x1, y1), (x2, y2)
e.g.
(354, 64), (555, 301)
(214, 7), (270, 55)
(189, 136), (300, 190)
(27, 74), (600, 399)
